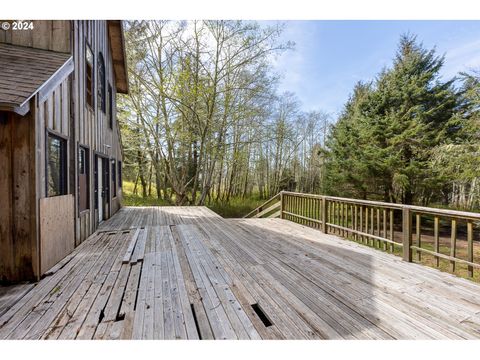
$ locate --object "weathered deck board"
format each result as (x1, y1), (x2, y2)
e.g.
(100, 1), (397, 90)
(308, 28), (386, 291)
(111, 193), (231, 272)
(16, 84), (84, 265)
(0, 206), (479, 339)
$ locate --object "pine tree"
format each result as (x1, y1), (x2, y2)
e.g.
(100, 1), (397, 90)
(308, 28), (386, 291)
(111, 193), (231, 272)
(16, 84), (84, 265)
(325, 34), (460, 205)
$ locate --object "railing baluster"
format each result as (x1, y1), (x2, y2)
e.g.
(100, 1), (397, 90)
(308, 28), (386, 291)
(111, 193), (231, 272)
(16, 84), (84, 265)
(383, 208), (387, 251)
(354, 205), (358, 241)
(300, 197), (303, 225)
(376, 208), (380, 248)
(296, 196), (298, 223)
(403, 207), (412, 262)
(327, 200), (331, 231)
(467, 220), (474, 277)
(303, 197), (306, 225)
(450, 218), (457, 272)
(370, 207), (375, 247)
(434, 216), (439, 267)
(416, 214), (421, 261)
(308, 198), (316, 227)
(360, 206), (364, 243)
(306, 197), (309, 227)
(334, 201), (338, 234)
(312, 198), (315, 228)
(287, 195), (290, 221)
(389, 209), (394, 253)
(321, 197), (326, 233)
(350, 204), (353, 238)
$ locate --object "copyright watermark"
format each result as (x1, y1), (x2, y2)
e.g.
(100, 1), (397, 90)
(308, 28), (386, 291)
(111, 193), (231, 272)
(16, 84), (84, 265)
(1, 22), (10, 30)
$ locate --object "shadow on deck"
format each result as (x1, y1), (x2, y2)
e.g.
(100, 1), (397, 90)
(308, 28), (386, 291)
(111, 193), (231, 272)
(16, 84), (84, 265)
(0, 206), (479, 339)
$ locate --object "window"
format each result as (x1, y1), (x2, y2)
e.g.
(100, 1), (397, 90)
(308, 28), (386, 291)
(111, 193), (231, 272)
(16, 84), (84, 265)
(86, 43), (94, 108)
(47, 134), (67, 197)
(111, 159), (116, 198)
(78, 147), (90, 212)
(108, 83), (113, 129)
(118, 161), (122, 188)
(98, 53), (106, 113)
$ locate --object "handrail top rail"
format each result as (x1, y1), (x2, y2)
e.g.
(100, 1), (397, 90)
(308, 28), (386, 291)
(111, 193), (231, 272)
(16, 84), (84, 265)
(243, 192), (281, 218)
(280, 191), (480, 220)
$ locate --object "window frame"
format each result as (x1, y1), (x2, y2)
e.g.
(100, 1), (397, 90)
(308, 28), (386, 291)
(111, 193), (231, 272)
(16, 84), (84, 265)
(111, 158), (117, 198)
(118, 160), (122, 188)
(78, 145), (90, 213)
(97, 52), (106, 114)
(108, 82), (113, 129)
(46, 131), (68, 198)
(85, 41), (94, 109)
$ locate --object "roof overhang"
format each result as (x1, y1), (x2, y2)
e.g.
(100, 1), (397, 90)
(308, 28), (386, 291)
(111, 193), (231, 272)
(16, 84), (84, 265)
(107, 20), (129, 94)
(0, 43), (74, 116)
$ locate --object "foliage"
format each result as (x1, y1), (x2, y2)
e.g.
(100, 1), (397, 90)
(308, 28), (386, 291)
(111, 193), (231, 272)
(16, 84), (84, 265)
(323, 34), (476, 208)
(120, 25), (480, 213)
(119, 20), (329, 207)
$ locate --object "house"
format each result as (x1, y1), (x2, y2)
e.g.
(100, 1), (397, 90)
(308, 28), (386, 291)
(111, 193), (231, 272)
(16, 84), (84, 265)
(0, 20), (128, 282)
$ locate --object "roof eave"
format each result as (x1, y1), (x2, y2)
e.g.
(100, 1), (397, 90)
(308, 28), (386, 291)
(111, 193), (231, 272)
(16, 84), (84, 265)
(108, 20), (129, 94)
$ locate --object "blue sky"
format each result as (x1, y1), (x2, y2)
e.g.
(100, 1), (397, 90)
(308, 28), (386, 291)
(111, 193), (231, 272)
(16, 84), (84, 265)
(267, 21), (480, 117)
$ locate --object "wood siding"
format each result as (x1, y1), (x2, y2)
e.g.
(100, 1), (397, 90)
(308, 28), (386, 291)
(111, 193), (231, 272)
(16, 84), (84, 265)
(0, 20), (124, 281)
(0, 20), (70, 53)
(0, 110), (37, 282)
(72, 20), (123, 245)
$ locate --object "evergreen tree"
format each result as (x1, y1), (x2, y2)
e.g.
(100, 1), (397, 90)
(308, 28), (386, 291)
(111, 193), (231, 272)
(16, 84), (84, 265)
(325, 34), (460, 204)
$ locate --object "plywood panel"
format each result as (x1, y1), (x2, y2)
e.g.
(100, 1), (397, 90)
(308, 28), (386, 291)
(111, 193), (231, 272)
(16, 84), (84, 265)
(0, 110), (37, 281)
(40, 195), (75, 275)
(12, 113), (36, 280)
(0, 114), (13, 281)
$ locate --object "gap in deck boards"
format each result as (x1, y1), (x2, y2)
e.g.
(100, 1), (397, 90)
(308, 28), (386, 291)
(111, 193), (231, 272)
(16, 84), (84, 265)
(251, 303), (273, 327)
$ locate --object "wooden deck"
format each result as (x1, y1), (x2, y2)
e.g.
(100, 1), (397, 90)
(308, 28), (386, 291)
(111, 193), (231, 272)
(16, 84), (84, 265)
(0, 206), (479, 339)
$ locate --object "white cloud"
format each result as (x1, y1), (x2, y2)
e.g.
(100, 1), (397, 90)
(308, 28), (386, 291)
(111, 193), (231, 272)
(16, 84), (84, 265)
(442, 38), (480, 78)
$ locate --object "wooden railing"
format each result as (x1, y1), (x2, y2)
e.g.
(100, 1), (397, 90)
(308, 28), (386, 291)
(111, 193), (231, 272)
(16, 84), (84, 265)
(243, 193), (281, 219)
(245, 191), (480, 279)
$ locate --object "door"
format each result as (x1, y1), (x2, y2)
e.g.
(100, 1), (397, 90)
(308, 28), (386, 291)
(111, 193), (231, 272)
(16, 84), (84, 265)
(78, 147), (89, 213)
(102, 158), (110, 220)
(98, 157), (103, 222)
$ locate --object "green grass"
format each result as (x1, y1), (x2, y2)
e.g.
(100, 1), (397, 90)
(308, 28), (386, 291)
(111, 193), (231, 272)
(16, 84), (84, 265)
(206, 196), (264, 218)
(122, 180), (264, 218)
(122, 181), (170, 207)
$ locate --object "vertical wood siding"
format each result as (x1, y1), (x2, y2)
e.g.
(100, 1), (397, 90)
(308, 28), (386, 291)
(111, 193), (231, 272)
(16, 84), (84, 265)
(0, 111), (37, 281)
(72, 21), (122, 245)
(0, 20), (123, 280)
(0, 20), (70, 52)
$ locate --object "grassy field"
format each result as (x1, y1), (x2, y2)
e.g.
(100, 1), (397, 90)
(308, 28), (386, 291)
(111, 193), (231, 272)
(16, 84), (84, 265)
(122, 181), (170, 207)
(122, 180), (264, 218)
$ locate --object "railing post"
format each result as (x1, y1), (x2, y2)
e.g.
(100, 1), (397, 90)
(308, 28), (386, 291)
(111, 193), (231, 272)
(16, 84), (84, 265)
(321, 196), (327, 233)
(402, 206), (412, 262)
(280, 191), (284, 219)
